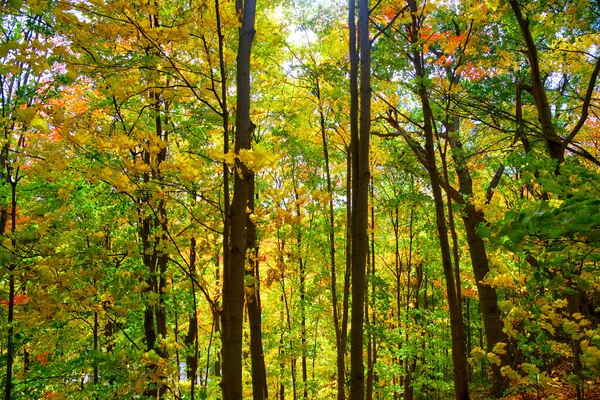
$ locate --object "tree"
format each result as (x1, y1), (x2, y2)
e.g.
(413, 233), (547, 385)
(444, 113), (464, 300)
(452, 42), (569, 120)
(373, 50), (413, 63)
(349, 0), (372, 398)
(0, 3), (61, 398)
(221, 0), (257, 398)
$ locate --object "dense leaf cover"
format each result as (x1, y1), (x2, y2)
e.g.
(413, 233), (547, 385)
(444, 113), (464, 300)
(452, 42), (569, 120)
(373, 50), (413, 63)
(0, 0), (599, 399)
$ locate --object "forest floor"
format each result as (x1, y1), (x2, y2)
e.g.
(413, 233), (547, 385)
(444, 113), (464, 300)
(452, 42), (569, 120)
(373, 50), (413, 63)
(469, 379), (600, 400)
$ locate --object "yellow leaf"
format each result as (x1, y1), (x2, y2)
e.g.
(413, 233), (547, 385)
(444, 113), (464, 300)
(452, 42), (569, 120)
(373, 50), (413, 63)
(492, 342), (507, 355)
(31, 116), (49, 133)
(487, 352), (501, 365)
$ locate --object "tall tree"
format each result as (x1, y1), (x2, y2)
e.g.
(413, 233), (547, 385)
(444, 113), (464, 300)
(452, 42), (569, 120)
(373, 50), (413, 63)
(350, 0), (371, 398)
(221, 0), (257, 398)
(0, 3), (59, 398)
(403, 0), (470, 397)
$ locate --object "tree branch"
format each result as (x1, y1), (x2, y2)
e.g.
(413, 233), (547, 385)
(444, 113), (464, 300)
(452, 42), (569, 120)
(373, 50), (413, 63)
(561, 55), (600, 151)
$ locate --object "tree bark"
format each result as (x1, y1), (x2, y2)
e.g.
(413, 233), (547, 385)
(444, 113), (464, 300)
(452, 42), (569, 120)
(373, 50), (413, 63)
(221, 0), (256, 398)
(350, 0), (371, 398)
(2, 177), (14, 400)
(185, 238), (199, 399)
(215, 0), (228, 386)
(405, 1), (470, 396)
(509, 0), (563, 162)
(316, 72), (348, 400)
(446, 121), (512, 396)
(140, 82), (170, 399)
(246, 175), (268, 400)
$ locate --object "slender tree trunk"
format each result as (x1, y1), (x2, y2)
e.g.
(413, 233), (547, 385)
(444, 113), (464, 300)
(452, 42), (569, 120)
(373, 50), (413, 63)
(405, 1), (469, 396)
(4, 266), (15, 400)
(300, 260), (308, 399)
(185, 239), (199, 399)
(290, 183), (309, 399)
(318, 75), (347, 400)
(403, 205), (417, 400)
(350, 0), (371, 398)
(279, 292), (286, 400)
(424, 113), (470, 400)
(342, 147), (352, 397)
(366, 180), (377, 400)
(404, 261), (422, 400)
(348, 10), (358, 396)
(443, 114), (511, 395)
(246, 176), (268, 400)
(509, 0), (563, 162)
(392, 203), (403, 400)
(222, 0), (256, 398)
(440, 143), (472, 385)
(2, 146), (15, 400)
(215, 0), (228, 387)
(282, 271), (298, 400)
(140, 85), (170, 399)
(425, 98), (470, 400)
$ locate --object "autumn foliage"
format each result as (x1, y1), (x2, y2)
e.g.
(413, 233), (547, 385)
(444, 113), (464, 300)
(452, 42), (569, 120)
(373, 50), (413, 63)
(0, 0), (599, 399)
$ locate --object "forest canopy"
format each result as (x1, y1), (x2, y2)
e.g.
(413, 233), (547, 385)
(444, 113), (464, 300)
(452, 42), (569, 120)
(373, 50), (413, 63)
(1, 0), (599, 399)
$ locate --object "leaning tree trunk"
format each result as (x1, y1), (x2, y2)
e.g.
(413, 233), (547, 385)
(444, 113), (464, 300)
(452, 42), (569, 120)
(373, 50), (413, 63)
(405, 0), (470, 397)
(446, 117), (512, 396)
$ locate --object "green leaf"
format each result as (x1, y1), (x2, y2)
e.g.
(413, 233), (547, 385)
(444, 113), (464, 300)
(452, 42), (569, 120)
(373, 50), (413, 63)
(574, 276), (591, 292)
(199, 388), (208, 400)
(478, 225), (491, 238)
(588, 252), (600, 262)
(498, 300), (513, 313)
(507, 228), (527, 244)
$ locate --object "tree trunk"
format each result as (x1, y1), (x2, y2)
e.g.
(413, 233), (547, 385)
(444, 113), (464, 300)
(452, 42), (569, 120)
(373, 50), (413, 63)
(221, 0), (256, 398)
(446, 120), (512, 395)
(140, 84), (170, 399)
(366, 180), (377, 400)
(462, 213), (511, 393)
(282, 270), (298, 400)
(246, 175), (268, 400)
(350, 0), (371, 399)
(2, 133), (16, 400)
(216, 0), (229, 388)
(4, 266), (15, 400)
(423, 89), (470, 400)
(405, 1), (469, 396)
(509, 0), (563, 162)
(185, 238), (199, 398)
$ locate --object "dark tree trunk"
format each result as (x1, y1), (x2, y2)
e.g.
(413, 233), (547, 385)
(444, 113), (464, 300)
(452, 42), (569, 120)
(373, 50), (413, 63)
(350, 0), (371, 398)
(318, 73), (347, 400)
(2, 147), (15, 400)
(422, 87), (470, 400)
(405, 1), (470, 396)
(445, 119), (512, 396)
(462, 213), (511, 394)
(215, 0), (228, 387)
(366, 180), (377, 400)
(246, 176), (268, 400)
(509, 0), (563, 162)
(4, 266), (15, 400)
(140, 86), (169, 399)
(221, 0), (256, 398)
(185, 238), (199, 398)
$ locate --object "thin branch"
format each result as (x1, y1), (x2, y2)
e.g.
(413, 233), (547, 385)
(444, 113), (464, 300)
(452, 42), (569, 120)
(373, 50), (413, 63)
(561, 55), (600, 151)
(485, 164), (505, 204)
